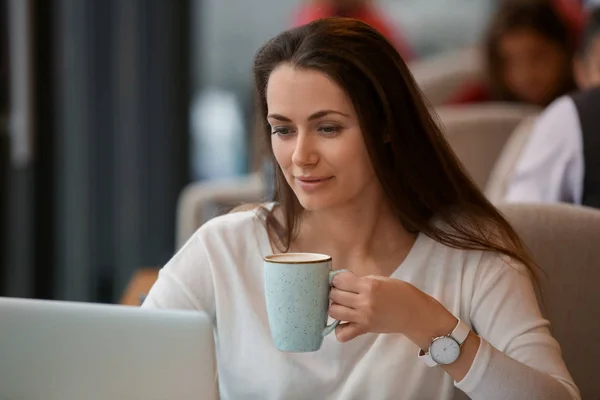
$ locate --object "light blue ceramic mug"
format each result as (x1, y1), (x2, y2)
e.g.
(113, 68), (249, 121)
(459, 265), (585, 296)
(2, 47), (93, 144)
(264, 253), (348, 352)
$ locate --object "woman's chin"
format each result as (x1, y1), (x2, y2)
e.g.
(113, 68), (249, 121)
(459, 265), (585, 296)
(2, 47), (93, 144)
(295, 193), (337, 212)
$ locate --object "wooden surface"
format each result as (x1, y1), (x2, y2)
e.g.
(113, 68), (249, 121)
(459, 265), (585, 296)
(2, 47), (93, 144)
(120, 267), (160, 306)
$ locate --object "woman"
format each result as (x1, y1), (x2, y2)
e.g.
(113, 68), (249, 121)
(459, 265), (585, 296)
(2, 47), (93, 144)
(450, 0), (582, 106)
(143, 18), (579, 399)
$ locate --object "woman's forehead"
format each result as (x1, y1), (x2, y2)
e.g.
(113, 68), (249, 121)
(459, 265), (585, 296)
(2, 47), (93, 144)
(266, 65), (355, 118)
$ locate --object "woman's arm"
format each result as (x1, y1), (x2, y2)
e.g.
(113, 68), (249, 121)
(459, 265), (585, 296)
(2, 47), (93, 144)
(402, 279), (578, 399)
(454, 255), (579, 399)
(400, 293), (480, 383)
(329, 258), (580, 399)
(330, 274), (482, 381)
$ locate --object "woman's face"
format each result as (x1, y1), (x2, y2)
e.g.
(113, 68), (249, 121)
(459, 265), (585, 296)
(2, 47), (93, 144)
(267, 65), (380, 212)
(498, 28), (569, 106)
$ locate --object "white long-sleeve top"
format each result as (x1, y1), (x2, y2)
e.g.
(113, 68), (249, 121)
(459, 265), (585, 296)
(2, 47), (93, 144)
(142, 209), (579, 400)
(504, 96), (584, 204)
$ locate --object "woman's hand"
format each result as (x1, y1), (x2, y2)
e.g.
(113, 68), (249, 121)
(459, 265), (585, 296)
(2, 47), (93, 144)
(330, 270), (481, 381)
(329, 271), (457, 346)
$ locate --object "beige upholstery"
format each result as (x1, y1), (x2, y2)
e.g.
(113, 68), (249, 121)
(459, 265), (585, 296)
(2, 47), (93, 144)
(485, 116), (539, 203)
(410, 46), (483, 106)
(437, 103), (540, 190)
(497, 203), (600, 399)
(176, 172), (266, 248)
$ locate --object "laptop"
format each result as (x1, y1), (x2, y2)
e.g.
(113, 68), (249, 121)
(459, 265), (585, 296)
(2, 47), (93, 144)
(0, 297), (217, 400)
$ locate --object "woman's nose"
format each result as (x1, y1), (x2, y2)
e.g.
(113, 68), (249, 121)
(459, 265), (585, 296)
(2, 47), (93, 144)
(291, 131), (319, 167)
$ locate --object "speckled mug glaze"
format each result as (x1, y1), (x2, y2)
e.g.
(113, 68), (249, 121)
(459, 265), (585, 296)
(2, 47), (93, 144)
(264, 253), (347, 352)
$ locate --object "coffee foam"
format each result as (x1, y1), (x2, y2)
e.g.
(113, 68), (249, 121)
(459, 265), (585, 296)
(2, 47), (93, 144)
(265, 253), (331, 263)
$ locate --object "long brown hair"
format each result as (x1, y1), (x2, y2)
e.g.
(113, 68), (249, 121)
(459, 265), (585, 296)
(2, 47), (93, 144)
(253, 18), (538, 280)
(484, 0), (577, 104)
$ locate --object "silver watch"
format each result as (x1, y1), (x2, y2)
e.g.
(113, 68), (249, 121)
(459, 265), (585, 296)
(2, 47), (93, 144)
(418, 319), (470, 367)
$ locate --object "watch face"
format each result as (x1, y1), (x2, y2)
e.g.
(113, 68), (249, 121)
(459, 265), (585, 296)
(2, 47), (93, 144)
(430, 336), (460, 365)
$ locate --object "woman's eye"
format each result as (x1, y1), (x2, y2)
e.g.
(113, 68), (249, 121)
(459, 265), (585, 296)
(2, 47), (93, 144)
(271, 127), (293, 136)
(318, 126), (341, 136)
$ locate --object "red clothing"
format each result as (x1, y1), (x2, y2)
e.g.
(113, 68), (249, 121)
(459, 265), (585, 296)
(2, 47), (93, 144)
(553, 0), (587, 45)
(292, 4), (415, 61)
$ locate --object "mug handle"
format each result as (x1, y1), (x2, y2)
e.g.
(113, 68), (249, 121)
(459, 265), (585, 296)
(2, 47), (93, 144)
(322, 269), (350, 337)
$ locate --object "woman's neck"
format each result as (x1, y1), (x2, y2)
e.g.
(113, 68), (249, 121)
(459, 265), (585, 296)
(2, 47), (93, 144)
(290, 197), (417, 276)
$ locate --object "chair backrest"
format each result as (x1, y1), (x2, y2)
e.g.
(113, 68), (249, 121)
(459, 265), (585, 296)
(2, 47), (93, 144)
(437, 103), (540, 189)
(410, 46), (482, 106)
(176, 172), (266, 248)
(497, 203), (600, 399)
(485, 115), (539, 203)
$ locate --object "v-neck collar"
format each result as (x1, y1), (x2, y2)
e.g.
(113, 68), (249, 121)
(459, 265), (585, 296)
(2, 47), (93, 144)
(255, 207), (428, 278)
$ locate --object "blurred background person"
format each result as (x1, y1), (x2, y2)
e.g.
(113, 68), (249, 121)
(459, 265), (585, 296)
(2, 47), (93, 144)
(450, 0), (584, 105)
(485, 0), (582, 106)
(502, 7), (600, 207)
(502, 86), (600, 207)
(292, 0), (415, 61)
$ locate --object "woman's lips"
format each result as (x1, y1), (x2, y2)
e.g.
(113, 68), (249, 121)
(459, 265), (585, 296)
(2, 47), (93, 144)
(295, 176), (334, 192)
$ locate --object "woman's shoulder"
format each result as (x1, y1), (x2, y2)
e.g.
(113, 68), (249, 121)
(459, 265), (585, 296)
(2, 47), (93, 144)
(172, 205), (270, 266)
(421, 233), (529, 277)
(461, 247), (533, 290)
(192, 202), (276, 250)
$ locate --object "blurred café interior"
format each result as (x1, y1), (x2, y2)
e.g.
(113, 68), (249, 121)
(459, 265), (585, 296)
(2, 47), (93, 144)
(1, 0), (600, 398)
(1, 0), (508, 304)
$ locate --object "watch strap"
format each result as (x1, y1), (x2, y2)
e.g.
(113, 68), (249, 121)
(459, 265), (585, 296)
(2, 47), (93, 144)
(418, 349), (439, 367)
(450, 319), (470, 345)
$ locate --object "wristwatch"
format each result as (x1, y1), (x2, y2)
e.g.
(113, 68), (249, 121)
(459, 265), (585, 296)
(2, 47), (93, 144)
(418, 319), (470, 367)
